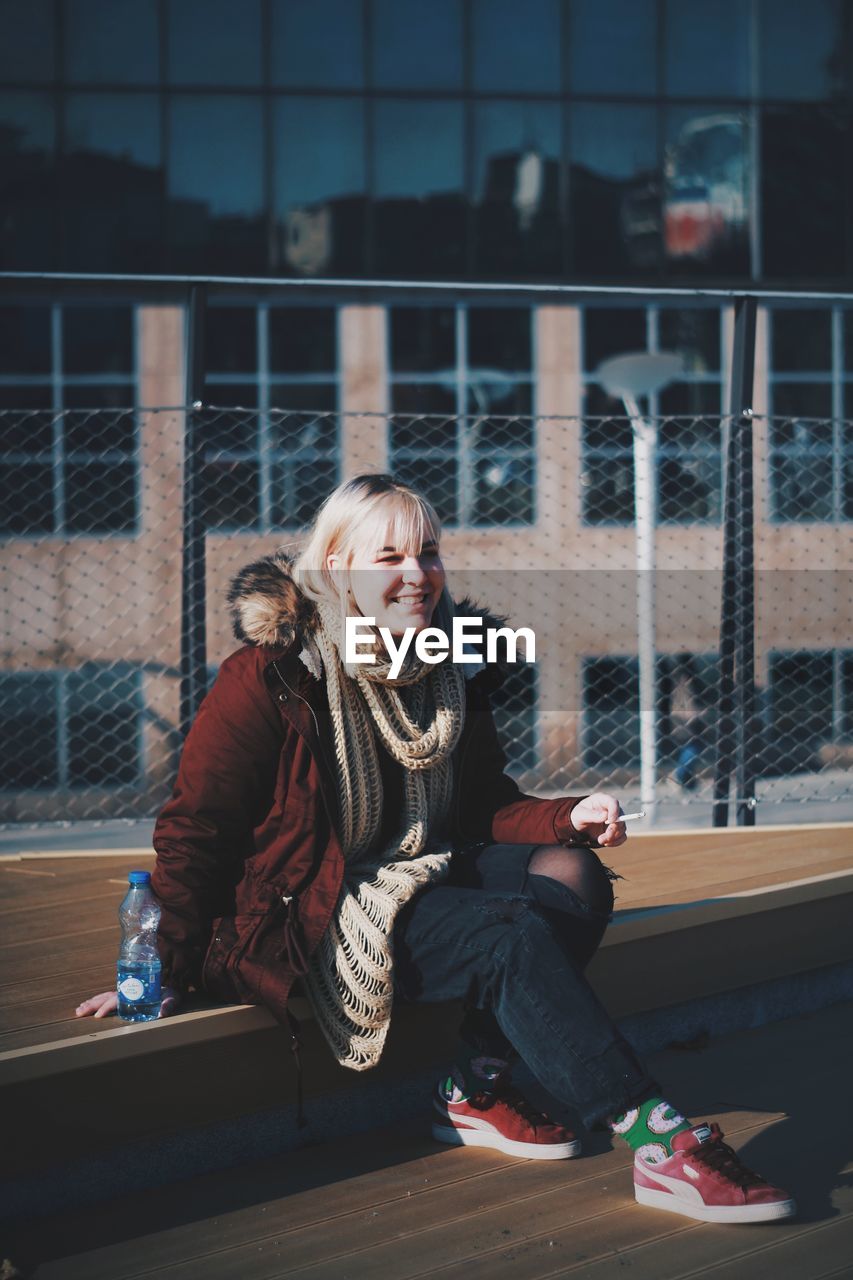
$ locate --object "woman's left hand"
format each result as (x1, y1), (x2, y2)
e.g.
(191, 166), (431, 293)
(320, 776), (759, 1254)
(570, 793), (628, 848)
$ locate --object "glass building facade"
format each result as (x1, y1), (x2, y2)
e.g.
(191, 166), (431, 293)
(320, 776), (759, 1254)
(2, 0), (852, 282)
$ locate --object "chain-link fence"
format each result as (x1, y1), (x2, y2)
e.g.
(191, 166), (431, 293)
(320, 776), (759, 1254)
(1, 401), (851, 827)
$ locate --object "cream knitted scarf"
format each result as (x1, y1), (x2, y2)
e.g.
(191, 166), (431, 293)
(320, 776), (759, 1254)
(301, 596), (466, 1070)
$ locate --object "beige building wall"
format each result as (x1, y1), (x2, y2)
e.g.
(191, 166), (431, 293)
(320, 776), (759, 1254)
(4, 299), (852, 817)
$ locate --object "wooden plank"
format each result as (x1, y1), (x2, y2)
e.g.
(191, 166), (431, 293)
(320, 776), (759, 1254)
(3, 1109), (787, 1280)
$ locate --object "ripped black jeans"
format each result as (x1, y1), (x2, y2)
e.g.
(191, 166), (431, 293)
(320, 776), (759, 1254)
(392, 842), (660, 1129)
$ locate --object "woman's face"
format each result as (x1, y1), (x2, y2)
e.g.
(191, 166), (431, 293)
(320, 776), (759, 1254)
(329, 525), (446, 637)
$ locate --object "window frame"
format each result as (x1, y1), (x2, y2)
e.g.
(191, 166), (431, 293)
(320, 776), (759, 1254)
(387, 303), (538, 530)
(202, 301), (342, 533)
(0, 664), (144, 793)
(767, 306), (853, 525)
(579, 304), (726, 529)
(0, 303), (140, 541)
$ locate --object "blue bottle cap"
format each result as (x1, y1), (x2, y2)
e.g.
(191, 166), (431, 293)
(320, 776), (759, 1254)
(128, 870), (151, 884)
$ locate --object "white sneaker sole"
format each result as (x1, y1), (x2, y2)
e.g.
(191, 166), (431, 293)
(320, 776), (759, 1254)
(432, 1121), (581, 1160)
(635, 1183), (797, 1223)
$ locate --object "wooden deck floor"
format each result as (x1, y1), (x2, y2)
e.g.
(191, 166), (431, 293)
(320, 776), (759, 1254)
(2, 824), (852, 1056)
(4, 999), (852, 1280)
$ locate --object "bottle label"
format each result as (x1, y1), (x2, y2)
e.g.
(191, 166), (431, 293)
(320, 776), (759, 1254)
(118, 976), (145, 1001)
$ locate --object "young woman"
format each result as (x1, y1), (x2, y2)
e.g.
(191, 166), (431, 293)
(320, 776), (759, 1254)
(77, 473), (794, 1225)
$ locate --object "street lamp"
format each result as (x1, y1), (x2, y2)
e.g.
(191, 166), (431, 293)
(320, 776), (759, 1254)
(595, 351), (683, 824)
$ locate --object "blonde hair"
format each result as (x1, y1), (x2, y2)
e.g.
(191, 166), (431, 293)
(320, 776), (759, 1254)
(293, 473), (443, 612)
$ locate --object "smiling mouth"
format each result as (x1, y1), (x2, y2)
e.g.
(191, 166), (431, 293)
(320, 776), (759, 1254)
(391, 593), (431, 606)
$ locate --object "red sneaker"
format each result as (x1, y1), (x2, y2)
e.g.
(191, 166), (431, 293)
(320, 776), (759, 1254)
(633, 1123), (796, 1223)
(431, 1079), (581, 1160)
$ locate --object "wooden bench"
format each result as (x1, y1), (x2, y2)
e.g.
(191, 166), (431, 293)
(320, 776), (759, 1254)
(3, 824), (853, 1205)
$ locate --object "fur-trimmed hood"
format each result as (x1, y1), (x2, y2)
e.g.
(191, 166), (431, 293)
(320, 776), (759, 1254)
(228, 554), (509, 679)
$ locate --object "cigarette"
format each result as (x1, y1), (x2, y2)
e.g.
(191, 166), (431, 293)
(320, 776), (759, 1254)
(614, 811), (646, 823)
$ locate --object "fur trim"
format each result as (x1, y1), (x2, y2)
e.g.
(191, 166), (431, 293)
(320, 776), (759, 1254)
(228, 559), (510, 687)
(228, 553), (316, 649)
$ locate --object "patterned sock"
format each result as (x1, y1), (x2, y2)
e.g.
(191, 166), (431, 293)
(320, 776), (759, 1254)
(608, 1097), (693, 1164)
(440, 1041), (511, 1102)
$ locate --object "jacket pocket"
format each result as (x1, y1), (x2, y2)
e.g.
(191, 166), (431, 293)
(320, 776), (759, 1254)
(202, 913), (265, 1003)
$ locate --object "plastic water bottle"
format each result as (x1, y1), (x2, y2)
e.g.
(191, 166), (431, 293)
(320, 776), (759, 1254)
(117, 870), (162, 1022)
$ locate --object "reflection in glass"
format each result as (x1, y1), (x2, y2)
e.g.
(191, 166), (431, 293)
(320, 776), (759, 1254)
(468, 308), (531, 371)
(761, 108), (845, 278)
(0, 0), (56, 83)
(583, 308), (646, 371)
(571, 105), (658, 276)
(392, 455), (458, 525)
(473, 102), (562, 277)
(771, 310), (832, 371)
(68, 668), (141, 787)
(569, 0), (656, 96)
(274, 97), (365, 276)
(769, 653), (834, 773)
(473, 454), (534, 525)
(65, 460), (137, 532)
(391, 309), (456, 373)
(664, 108), (749, 276)
(372, 0), (463, 89)
(373, 100), (465, 276)
(201, 458), (260, 530)
(769, 416), (834, 521)
(64, 0), (159, 84)
(664, 0), (750, 97)
(63, 307), (133, 374)
(168, 96), (265, 272)
(270, 308), (336, 372)
(758, 0), (844, 100)
(271, 457), (338, 528)
(0, 92), (57, 267)
(583, 658), (640, 768)
(168, 0), (262, 85)
(657, 407), (722, 524)
(0, 307), (51, 373)
(0, 674), (58, 789)
(0, 463), (54, 533)
(206, 308), (257, 373)
(63, 94), (163, 269)
(389, 408), (457, 450)
(271, 0), (364, 88)
(659, 309), (721, 373)
(472, 0), (560, 92)
(581, 386), (634, 526)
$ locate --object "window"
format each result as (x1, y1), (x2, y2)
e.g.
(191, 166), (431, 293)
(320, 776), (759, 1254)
(582, 653), (717, 773)
(373, 99), (466, 277)
(757, 0), (845, 101)
(167, 0), (263, 86)
(761, 108), (846, 279)
(372, 0), (463, 90)
(274, 96), (366, 277)
(765, 650), (848, 777)
(569, 0), (657, 97)
(64, 93), (163, 270)
(570, 104), (659, 277)
(489, 659), (538, 774)
(664, 0), (750, 98)
(581, 306), (724, 526)
(389, 306), (536, 527)
(0, 304), (138, 536)
(64, 0), (160, 85)
(167, 95), (265, 273)
(768, 309), (853, 522)
(0, 666), (143, 791)
(201, 304), (340, 531)
(473, 100), (563, 277)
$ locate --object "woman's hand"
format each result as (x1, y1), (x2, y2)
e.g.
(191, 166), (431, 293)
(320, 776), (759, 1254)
(74, 987), (181, 1019)
(570, 793), (627, 848)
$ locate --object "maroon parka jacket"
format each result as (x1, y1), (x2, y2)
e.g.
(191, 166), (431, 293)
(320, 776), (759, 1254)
(151, 555), (588, 1034)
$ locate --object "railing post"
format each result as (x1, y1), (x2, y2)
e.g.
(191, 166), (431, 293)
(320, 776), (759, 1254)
(713, 295), (757, 826)
(180, 284), (208, 741)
